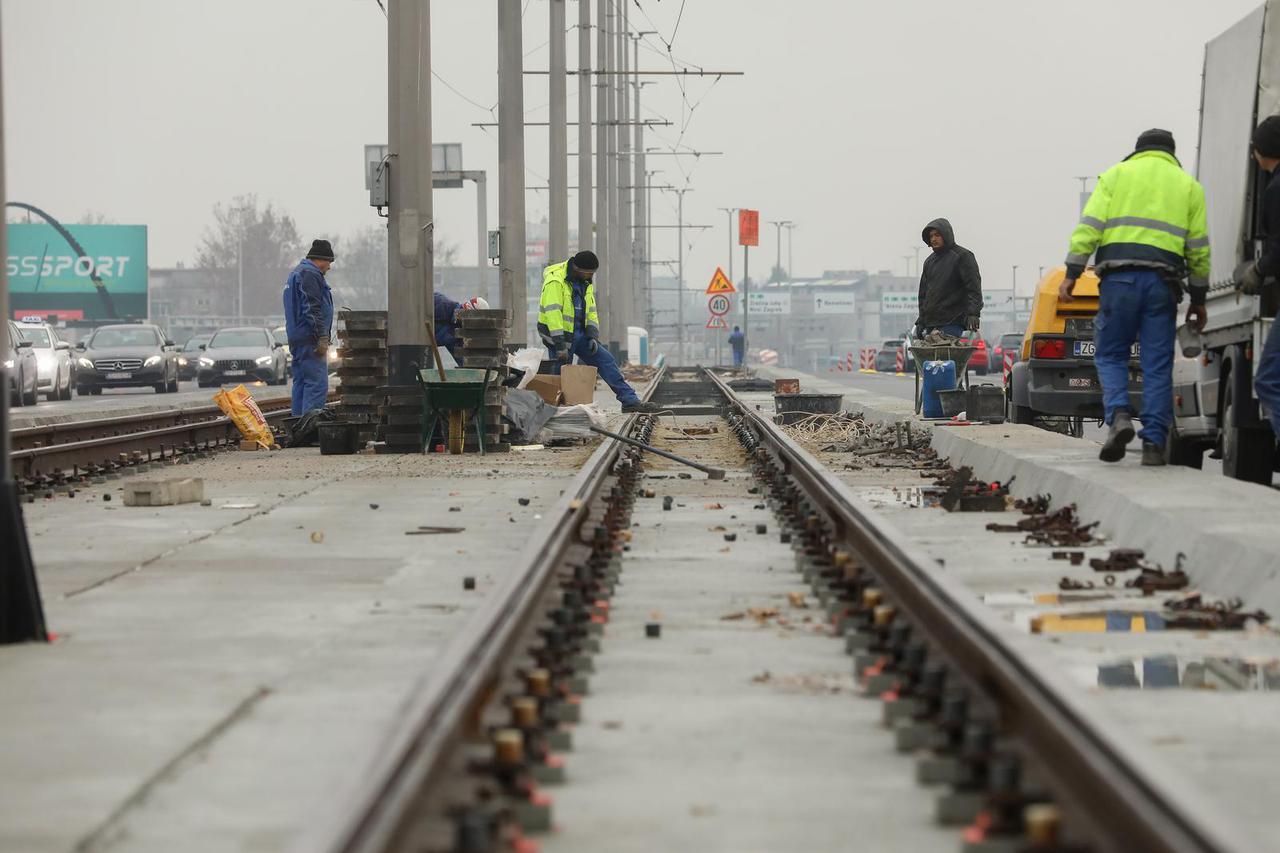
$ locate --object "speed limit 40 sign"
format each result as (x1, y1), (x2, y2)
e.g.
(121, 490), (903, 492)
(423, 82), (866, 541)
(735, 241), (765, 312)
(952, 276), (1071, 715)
(708, 294), (731, 316)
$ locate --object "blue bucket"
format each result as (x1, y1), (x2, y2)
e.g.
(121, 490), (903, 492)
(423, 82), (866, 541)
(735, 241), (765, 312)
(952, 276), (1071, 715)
(921, 360), (957, 418)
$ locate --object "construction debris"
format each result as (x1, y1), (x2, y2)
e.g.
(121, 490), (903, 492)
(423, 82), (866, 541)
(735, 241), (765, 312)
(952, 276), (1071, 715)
(986, 497), (1100, 546)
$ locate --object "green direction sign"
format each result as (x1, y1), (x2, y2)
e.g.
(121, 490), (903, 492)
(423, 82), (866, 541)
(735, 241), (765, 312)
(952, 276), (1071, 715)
(881, 291), (999, 315)
(6, 223), (148, 320)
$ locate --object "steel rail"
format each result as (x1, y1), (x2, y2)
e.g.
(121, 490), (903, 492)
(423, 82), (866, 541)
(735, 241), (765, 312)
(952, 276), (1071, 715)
(305, 367), (664, 853)
(706, 368), (1246, 853)
(10, 398), (292, 451)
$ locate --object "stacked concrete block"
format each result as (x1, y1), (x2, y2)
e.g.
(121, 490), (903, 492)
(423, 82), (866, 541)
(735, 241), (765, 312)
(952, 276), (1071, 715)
(335, 310), (388, 448)
(459, 308), (511, 453)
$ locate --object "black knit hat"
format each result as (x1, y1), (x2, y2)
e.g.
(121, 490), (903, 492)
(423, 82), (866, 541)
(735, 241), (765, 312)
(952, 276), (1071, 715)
(1254, 116), (1280, 158)
(571, 250), (599, 271)
(306, 239), (335, 261)
(1133, 128), (1176, 156)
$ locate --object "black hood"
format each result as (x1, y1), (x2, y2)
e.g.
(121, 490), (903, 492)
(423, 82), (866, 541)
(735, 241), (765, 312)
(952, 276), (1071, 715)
(922, 218), (955, 249)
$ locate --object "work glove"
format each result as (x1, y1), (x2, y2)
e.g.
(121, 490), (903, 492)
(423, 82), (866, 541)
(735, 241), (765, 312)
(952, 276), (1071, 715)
(585, 338), (599, 356)
(910, 319), (922, 339)
(556, 341), (572, 362)
(965, 315), (980, 332)
(1238, 261), (1264, 295)
(315, 336), (330, 358)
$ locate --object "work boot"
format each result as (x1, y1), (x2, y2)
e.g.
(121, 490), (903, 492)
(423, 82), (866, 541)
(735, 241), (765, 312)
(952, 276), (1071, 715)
(1099, 411), (1135, 462)
(1141, 441), (1167, 467)
(622, 400), (662, 414)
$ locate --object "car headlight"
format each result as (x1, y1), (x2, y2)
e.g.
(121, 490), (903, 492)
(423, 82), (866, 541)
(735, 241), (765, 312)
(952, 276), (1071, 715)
(3, 358), (13, 369)
(144, 355), (162, 367)
(77, 357), (94, 369)
(255, 355), (273, 365)
(327, 348), (339, 363)
(198, 357), (214, 367)
(178, 357), (188, 366)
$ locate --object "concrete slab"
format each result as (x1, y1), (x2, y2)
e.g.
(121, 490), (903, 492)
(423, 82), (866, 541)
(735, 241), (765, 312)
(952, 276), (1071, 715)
(544, 419), (955, 853)
(0, 388), (632, 852)
(759, 366), (1280, 617)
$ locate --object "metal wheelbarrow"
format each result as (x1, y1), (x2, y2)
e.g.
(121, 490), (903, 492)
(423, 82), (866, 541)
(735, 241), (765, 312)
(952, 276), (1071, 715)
(907, 336), (979, 415)
(417, 367), (495, 455)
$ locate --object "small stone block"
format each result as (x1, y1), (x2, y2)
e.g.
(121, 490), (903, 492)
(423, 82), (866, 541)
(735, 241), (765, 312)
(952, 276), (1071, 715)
(512, 800), (553, 833)
(547, 728), (573, 751)
(894, 720), (934, 752)
(463, 576), (476, 590)
(936, 790), (986, 825)
(845, 630), (873, 653)
(531, 761), (566, 785)
(882, 696), (922, 726)
(917, 755), (960, 786)
(863, 672), (897, 695)
(122, 477), (204, 507)
(645, 622), (661, 638)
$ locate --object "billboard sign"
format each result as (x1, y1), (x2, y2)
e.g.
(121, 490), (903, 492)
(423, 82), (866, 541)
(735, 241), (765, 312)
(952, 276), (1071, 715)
(738, 209), (759, 246)
(7, 223), (148, 320)
(740, 291), (790, 316)
(813, 292), (856, 314)
(881, 291), (999, 315)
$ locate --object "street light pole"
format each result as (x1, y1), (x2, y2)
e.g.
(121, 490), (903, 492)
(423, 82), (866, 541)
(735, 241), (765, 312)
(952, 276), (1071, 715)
(767, 219), (791, 280)
(784, 221), (796, 278)
(576, 0), (591, 255)
(548, 0), (568, 261)
(717, 206), (738, 282)
(595, 0), (611, 345)
(498, 0), (527, 344)
(663, 186), (691, 362)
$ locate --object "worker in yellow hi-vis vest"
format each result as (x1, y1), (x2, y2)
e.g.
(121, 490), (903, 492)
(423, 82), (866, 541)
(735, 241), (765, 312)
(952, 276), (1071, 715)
(537, 250), (659, 413)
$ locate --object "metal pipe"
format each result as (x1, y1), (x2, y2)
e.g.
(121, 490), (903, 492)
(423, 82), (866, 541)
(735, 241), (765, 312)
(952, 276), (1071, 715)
(548, 0), (568, 261)
(594, 0), (610, 345)
(587, 425), (725, 479)
(576, 0), (592, 257)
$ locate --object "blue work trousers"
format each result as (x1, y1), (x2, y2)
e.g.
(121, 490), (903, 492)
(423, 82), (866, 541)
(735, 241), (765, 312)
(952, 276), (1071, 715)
(925, 323), (965, 338)
(1094, 269), (1176, 447)
(1253, 314), (1280, 438)
(290, 343), (330, 416)
(732, 347), (745, 368)
(546, 334), (640, 406)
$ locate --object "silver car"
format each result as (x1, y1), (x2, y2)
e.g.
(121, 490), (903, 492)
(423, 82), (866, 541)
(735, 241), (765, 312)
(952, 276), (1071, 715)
(15, 320), (74, 400)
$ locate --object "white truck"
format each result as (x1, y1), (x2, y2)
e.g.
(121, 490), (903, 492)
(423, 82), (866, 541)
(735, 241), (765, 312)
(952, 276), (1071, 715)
(1170, 3), (1280, 484)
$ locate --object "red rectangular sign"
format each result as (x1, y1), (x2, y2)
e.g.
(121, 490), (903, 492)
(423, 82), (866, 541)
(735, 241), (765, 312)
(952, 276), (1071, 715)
(738, 209), (759, 247)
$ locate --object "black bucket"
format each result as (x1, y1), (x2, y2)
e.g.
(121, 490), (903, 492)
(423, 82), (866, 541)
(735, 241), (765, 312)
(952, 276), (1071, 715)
(318, 421), (361, 455)
(774, 392), (843, 425)
(966, 384), (1006, 423)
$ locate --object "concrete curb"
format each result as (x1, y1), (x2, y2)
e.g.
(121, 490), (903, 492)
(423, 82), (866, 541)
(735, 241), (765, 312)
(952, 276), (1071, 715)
(760, 366), (1280, 616)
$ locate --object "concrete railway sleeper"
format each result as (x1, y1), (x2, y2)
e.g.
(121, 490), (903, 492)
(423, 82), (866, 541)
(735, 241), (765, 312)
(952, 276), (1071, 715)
(310, 367), (1247, 853)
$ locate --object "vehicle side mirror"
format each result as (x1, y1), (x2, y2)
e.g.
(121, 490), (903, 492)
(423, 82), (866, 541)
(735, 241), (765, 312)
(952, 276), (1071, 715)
(198, 344), (207, 350)
(16, 340), (32, 348)
(75, 341), (86, 350)
(55, 341), (71, 351)
(164, 339), (175, 347)
(273, 341), (282, 349)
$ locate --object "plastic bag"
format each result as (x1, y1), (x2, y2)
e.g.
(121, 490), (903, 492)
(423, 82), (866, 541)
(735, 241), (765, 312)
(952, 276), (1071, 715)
(507, 347), (545, 389)
(213, 384), (276, 448)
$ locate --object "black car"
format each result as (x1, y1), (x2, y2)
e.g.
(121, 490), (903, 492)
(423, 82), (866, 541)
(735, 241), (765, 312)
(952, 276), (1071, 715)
(75, 324), (180, 395)
(196, 326), (288, 387)
(179, 334), (212, 381)
(5, 319), (39, 405)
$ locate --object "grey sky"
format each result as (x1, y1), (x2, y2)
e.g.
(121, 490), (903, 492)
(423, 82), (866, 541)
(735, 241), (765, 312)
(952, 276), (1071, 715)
(1, 0), (1264, 302)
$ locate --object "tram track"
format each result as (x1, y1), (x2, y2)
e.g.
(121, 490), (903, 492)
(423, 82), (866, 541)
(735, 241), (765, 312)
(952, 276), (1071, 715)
(308, 366), (1247, 853)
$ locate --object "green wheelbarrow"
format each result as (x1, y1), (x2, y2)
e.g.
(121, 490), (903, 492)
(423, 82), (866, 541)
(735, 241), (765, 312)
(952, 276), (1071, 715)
(417, 367), (496, 455)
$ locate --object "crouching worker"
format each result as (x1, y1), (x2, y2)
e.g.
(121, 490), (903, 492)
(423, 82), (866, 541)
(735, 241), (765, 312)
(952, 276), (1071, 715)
(433, 292), (489, 363)
(538, 250), (659, 413)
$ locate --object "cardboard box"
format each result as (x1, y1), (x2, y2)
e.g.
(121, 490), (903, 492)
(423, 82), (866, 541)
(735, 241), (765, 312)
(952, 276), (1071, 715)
(123, 477), (205, 507)
(560, 364), (599, 405)
(526, 374), (562, 406)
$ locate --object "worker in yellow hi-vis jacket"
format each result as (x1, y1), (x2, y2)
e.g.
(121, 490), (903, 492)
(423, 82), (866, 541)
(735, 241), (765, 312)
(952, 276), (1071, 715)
(537, 250), (659, 413)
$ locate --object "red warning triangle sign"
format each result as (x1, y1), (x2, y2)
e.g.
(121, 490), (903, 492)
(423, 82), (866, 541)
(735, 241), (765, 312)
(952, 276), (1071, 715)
(706, 315), (729, 330)
(705, 267), (736, 295)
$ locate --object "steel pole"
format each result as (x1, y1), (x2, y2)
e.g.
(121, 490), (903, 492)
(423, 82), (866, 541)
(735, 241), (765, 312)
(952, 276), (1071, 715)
(677, 189), (684, 362)
(498, 0), (527, 344)
(743, 244), (749, 360)
(0, 4), (49, 645)
(576, 0), (592, 256)
(548, 0), (568, 261)
(387, 0), (433, 384)
(475, 173), (488, 296)
(718, 208), (736, 282)
(615, 0), (631, 359)
(594, 0), (610, 345)
(632, 60), (646, 339)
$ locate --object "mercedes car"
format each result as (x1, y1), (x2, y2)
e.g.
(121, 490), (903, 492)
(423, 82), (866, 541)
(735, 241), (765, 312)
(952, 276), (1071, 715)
(196, 326), (288, 387)
(179, 334), (212, 381)
(75, 323), (180, 395)
(5, 319), (39, 405)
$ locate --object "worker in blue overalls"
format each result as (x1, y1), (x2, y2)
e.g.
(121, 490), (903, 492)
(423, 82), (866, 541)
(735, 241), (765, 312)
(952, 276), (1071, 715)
(537, 250), (658, 413)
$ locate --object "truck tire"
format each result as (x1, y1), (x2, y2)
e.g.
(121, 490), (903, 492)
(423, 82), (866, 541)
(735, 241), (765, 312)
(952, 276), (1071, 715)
(1011, 403), (1034, 424)
(1221, 380), (1274, 484)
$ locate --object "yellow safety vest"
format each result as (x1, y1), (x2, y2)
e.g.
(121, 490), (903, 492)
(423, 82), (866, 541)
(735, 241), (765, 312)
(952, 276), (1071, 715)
(537, 260), (599, 345)
(1066, 150), (1210, 296)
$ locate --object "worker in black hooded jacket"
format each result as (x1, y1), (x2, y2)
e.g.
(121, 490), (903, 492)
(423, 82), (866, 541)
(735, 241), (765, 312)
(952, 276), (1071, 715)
(913, 218), (983, 339)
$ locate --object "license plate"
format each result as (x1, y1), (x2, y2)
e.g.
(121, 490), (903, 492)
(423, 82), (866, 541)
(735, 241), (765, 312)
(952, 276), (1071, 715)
(1072, 341), (1140, 358)
(106, 371), (131, 379)
(1067, 377), (1094, 388)
(224, 370), (246, 376)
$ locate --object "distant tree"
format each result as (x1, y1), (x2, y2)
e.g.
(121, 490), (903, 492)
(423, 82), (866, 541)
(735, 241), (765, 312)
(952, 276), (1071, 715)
(769, 264), (788, 283)
(77, 211), (114, 225)
(328, 224), (388, 310)
(195, 194), (302, 319)
(437, 236), (461, 268)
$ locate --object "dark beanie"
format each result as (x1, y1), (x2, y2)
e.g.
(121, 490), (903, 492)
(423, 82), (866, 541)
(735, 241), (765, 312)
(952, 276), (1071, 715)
(572, 250), (599, 271)
(306, 239), (335, 261)
(1134, 128), (1176, 155)
(1254, 116), (1280, 158)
